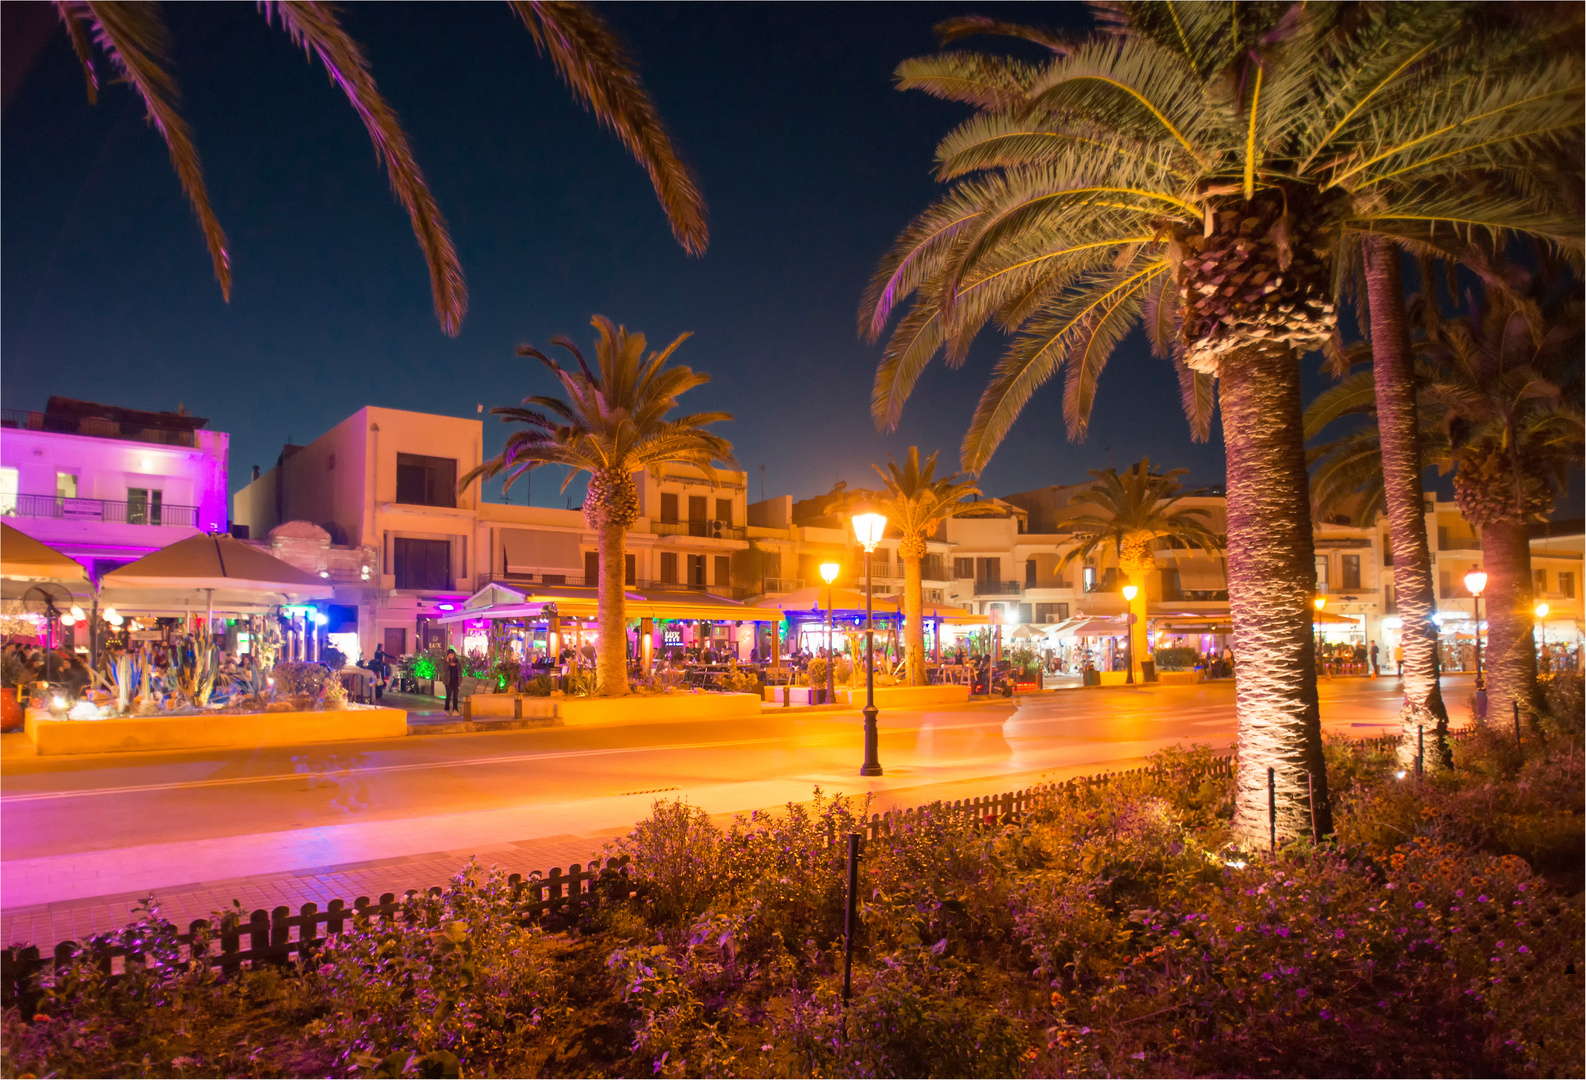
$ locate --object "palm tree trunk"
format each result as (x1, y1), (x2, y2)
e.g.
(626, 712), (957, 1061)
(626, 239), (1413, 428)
(1218, 345), (1332, 845)
(1362, 235), (1451, 769)
(903, 550), (925, 686)
(596, 520), (629, 696)
(1478, 519), (1540, 721)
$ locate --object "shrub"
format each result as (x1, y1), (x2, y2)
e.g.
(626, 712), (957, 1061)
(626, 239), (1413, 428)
(1154, 646), (1201, 671)
(522, 673), (555, 697)
(270, 662), (327, 699)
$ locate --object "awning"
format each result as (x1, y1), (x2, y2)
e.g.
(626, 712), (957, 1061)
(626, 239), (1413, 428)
(1313, 612), (1362, 628)
(442, 582), (769, 625)
(501, 528), (583, 573)
(0, 524), (88, 583)
(1050, 615), (1131, 638)
(1175, 554), (1227, 591)
(101, 534), (332, 598)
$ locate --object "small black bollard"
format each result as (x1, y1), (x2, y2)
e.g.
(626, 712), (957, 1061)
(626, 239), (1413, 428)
(1267, 766), (1276, 852)
(1514, 700), (1523, 753)
(1417, 724), (1424, 779)
(843, 832), (860, 1006)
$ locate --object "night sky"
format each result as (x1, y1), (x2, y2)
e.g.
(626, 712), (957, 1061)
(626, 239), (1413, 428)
(0, 3), (1445, 511)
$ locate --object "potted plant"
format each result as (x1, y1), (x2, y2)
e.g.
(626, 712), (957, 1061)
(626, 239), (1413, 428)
(1, 650), (27, 731)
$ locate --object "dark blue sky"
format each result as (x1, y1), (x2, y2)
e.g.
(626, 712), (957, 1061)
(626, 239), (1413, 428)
(5, 3), (1370, 511)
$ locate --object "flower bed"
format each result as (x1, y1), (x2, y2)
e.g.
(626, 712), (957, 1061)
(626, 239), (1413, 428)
(4, 678), (1581, 1077)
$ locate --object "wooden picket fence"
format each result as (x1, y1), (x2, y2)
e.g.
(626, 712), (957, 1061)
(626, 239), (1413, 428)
(1, 726), (1476, 1009)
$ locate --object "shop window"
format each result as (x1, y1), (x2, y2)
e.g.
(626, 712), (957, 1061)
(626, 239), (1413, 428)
(585, 550), (599, 583)
(660, 552), (678, 584)
(660, 493), (679, 523)
(1341, 554), (1361, 590)
(688, 554), (706, 586)
(127, 487), (163, 525)
(395, 454), (457, 508)
(394, 538), (451, 590)
(714, 555), (731, 585)
(1561, 572), (1575, 599)
(953, 557), (974, 579)
(715, 498), (732, 525)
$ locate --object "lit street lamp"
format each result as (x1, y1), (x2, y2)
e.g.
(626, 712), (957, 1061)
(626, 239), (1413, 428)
(820, 561), (841, 705)
(1464, 566), (1487, 691)
(1121, 583), (1138, 685)
(1536, 601), (1549, 672)
(852, 510), (887, 777)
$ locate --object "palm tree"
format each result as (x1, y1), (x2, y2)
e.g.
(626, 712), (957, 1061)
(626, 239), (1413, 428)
(1306, 288), (1455, 769)
(870, 448), (992, 685)
(49, 1), (707, 334)
(1057, 460), (1222, 682)
(860, 3), (1582, 843)
(1426, 266), (1584, 721)
(464, 316), (734, 697)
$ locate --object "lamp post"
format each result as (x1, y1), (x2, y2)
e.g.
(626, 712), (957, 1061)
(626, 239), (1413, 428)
(852, 511), (887, 777)
(820, 561), (841, 705)
(1464, 566), (1487, 690)
(1121, 583), (1138, 684)
(1535, 601), (1549, 673)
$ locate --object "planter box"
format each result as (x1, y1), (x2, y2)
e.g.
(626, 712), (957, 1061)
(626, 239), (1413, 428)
(764, 686), (816, 706)
(473, 692), (761, 726)
(1156, 670), (1201, 685)
(24, 705), (408, 757)
(837, 685), (972, 708)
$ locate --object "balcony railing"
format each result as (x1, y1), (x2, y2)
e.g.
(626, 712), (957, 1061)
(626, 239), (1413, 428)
(475, 571), (747, 599)
(761, 577), (803, 593)
(649, 519), (747, 541)
(973, 580), (1021, 596)
(1, 408), (198, 447)
(1, 493), (198, 527)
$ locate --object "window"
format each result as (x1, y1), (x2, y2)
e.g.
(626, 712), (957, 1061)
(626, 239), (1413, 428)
(1384, 584), (1396, 613)
(56, 472), (77, 499)
(1035, 602), (1065, 623)
(715, 498), (732, 525)
(626, 554), (636, 585)
(922, 554), (945, 580)
(1382, 536), (1393, 566)
(1083, 565), (1098, 592)
(660, 493), (679, 523)
(585, 550), (599, 583)
(1439, 571), (1453, 599)
(1314, 555), (1329, 592)
(1025, 559), (1037, 587)
(762, 551), (781, 579)
(1341, 554), (1361, 590)
(688, 495), (707, 522)
(976, 557), (1000, 583)
(1437, 526), (1448, 551)
(660, 552), (678, 584)
(953, 557), (975, 579)
(0, 467), (16, 515)
(688, 554), (706, 586)
(1161, 568), (1181, 600)
(714, 555), (731, 585)
(395, 454), (457, 507)
(393, 538), (451, 590)
(1535, 569), (1547, 595)
(1562, 572), (1575, 599)
(127, 487), (163, 525)
(1018, 603), (1034, 625)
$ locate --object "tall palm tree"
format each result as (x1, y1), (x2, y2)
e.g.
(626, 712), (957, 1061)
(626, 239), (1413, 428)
(1306, 287), (1456, 769)
(49, 1), (707, 334)
(1426, 267), (1584, 720)
(464, 316), (734, 697)
(1057, 460), (1222, 682)
(860, 3), (1583, 843)
(870, 447), (993, 686)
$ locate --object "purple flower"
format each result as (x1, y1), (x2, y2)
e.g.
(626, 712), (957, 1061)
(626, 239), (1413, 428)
(1477, 895), (1490, 903)
(1455, 889), (1465, 898)
(1334, 930), (1346, 940)
(1518, 945), (1530, 954)
(1415, 901), (1426, 909)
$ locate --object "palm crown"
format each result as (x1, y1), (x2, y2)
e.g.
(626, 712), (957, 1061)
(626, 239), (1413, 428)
(53, 0), (707, 335)
(1058, 459), (1222, 573)
(863, 2), (1584, 473)
(465, 315), (734, 527)
(871, 447), (995, 554)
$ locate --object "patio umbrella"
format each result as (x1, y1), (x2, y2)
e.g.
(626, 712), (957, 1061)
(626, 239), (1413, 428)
(1009, 623), (1044, 640)
(0, 523), (87, 582)
(101, 533), (332, 616)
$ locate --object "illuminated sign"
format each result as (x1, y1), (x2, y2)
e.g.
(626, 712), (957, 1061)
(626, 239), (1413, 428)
(663, 629), (684, 647)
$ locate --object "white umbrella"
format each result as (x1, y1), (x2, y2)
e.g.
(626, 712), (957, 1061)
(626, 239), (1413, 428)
(102, 533), (332, 615)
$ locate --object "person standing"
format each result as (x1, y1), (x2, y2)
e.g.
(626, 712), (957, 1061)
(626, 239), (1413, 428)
(370, 644), (389, 703)
(443, 648), (462, 715)
(1369, 639), (1380, 678)
(1395, 642), (1404, 677)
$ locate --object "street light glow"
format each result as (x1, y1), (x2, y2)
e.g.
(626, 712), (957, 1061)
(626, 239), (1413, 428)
(851, 512), (887, 552)
(1535, 601), (1549, 619)
(1313, 595), (1326, 611)
(1121, 584), (1138, 602)
(819, 561), (841, 584)
(1464, 566), (1487, 596)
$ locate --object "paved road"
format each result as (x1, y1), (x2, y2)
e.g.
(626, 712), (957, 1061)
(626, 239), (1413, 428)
(1, 675), (1451, 923)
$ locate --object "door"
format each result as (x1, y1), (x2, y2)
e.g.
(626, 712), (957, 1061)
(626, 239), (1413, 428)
(688, 495), (708, 536)
(384, 628), (407, 656)
(714, 554), (731, 587)
(585, 550), (599, 584)
(688, 554), (706, 586)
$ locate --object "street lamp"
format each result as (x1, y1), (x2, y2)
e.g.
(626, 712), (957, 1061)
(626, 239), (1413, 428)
(851, 511), (887, 777)
(1121, 583), (1139, 684)
(1536, 601), (1550, 672)
(820, 561), (841, 705)
(1464, 566), (1487, 690)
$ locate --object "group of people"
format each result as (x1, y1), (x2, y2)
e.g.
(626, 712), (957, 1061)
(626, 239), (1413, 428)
(5, 642), (93, 699)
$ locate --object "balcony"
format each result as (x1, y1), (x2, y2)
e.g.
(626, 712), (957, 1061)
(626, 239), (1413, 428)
(649, 519), (747, 541)
(973, 580), (1021, 596)
(2, 493), (198, 527)
(1, 408), (199, 448)
(474, 571), (749, 599)
(761, 577), (803, 593)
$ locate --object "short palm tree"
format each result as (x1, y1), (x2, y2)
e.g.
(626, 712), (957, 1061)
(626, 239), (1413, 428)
(1057, 460), (1222, 681)
(1427, 269), (1584, 720)
(870, 448), (993, 685)
(862, 3), (1582, 844)
(50, 1), (707, 334)
(464, 316), (734, 696)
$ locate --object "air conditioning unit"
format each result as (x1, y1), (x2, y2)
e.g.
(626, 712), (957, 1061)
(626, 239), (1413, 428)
(710, 520), (723, 539)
